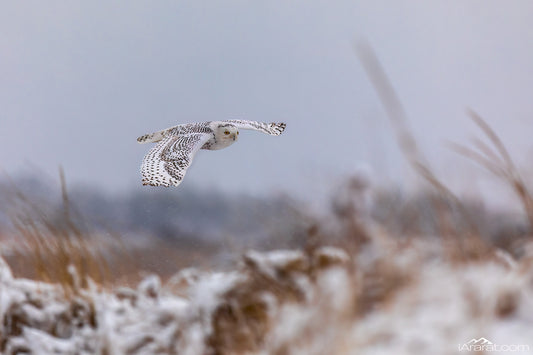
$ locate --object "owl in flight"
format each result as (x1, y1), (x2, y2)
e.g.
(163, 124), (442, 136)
(137, 120), (286, 187)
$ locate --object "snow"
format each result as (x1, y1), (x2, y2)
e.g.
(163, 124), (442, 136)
(1, 240), (533, 354)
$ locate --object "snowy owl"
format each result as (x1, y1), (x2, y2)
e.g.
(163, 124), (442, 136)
(137, 120), (286, 187)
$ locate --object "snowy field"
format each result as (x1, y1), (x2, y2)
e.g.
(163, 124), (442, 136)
(1, 164), (533, 354)
(2, 232), (533, 354)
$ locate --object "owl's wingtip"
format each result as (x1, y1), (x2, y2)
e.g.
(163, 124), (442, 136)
(270, 122), (286, 135)
(137, 135), (149, 144)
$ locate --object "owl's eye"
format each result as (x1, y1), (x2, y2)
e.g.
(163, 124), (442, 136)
(224, 130), (230, 135)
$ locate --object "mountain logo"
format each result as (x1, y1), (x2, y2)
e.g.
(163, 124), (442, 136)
(466, 338), (493, 345)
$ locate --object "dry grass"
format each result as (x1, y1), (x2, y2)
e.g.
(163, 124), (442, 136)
(1, 170), (231, 295)
(200, 46), (533, 353)
(5, 169), (109, 296)
(201, 92), (532, 354)
(205, 235), (417, 354)
(451, 109), (533, 229)
(355, 42), (532, 262)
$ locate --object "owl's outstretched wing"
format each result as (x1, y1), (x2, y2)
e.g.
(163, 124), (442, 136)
(140, 132), (211, 187)
(137, 122), (211, 144)
(222, 120), (286, 136)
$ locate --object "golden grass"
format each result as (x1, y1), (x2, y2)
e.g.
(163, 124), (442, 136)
(354, 42), (532, 262)
(451, 109), (533, 229)
(4, 168), (116, 296)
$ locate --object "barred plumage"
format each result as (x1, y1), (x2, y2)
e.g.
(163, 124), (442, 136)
(137, 120), (286, 187)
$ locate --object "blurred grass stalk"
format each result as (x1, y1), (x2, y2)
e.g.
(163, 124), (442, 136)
(9, 167), (110, 295)
(451, 109), (533, 230)
(355, 41), (460, 203)
(355, 41), (531, 256)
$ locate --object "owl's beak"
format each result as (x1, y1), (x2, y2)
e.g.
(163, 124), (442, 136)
(232, 133), (237, 141)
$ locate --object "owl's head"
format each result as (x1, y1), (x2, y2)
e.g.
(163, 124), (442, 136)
(215, 123), (239, 143)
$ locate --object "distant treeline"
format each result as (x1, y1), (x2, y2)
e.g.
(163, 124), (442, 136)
(0, 174), (528, 256)
(0, 175), (304, 249)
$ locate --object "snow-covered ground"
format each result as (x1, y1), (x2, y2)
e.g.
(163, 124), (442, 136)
(2, 235), (533, 355)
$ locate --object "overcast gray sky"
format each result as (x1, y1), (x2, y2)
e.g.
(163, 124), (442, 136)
(1, 1), (532, 200)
